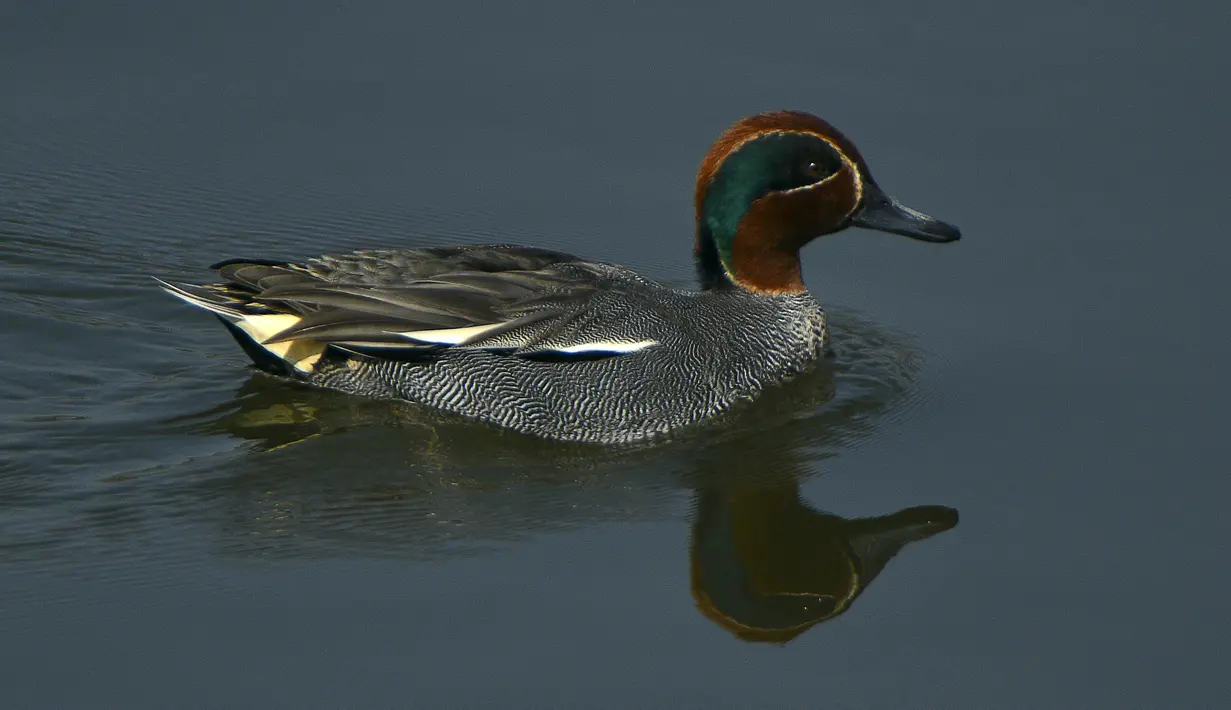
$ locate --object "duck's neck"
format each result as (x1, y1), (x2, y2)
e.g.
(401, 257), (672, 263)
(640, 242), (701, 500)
(695, 222), (807, 295)
(694, 224), (733, 290)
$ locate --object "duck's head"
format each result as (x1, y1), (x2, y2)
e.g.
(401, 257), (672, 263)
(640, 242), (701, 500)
(694, 110), (960, 294)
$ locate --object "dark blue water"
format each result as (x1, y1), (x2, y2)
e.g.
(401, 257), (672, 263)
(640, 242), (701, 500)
(2, 2), (1229, 707)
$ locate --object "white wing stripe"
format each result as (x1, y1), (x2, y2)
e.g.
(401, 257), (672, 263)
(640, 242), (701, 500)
(393, 323), (659, 356)
(394, 323), (506, 345)
(549, 340), (659, 354)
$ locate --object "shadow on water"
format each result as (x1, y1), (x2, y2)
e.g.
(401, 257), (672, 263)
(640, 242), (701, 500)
(162, 311), (958, 643)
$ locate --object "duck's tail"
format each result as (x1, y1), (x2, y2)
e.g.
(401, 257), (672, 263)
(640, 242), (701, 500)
(154, 277), (325, 377)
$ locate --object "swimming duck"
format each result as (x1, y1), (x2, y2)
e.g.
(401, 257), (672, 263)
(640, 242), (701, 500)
(158, 110), (959, 443)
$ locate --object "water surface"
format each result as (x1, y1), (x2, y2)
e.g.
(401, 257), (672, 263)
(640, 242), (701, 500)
(2, 1), (1229, 707)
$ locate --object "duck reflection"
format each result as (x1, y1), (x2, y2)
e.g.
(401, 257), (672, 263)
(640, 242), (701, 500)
(691, 482), (956, 643)
(167, 314), (956, 643)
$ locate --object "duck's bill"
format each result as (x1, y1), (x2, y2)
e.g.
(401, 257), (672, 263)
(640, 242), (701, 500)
(850, 184), (961, 243)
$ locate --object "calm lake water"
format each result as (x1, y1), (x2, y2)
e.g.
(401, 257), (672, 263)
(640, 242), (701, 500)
(2, 1), (1229, 707)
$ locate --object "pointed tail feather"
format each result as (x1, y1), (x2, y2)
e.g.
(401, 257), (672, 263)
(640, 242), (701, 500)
(154, 276), (325, 375)
(153, 277), (246, 319)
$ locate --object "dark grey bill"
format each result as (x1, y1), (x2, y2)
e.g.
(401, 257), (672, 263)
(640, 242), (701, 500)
(849, 183), (961, 243)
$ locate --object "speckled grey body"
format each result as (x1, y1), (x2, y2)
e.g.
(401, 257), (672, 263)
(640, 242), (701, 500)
(310, 278), (827, 443)
(161, 246), (828, 444)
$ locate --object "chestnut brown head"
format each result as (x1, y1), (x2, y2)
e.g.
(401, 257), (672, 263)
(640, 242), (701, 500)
(694, 111), (960, 294)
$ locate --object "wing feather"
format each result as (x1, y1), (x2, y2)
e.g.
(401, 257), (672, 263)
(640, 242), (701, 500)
(161, 244), (659, 367)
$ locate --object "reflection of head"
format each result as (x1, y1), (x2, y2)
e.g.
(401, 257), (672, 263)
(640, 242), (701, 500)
(691, 484), (957, 643)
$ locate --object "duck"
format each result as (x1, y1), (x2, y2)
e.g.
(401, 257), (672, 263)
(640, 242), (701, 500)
(157, 110), (960, 444)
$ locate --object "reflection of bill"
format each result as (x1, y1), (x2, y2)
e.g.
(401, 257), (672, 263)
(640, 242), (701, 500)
(692, 484), (957, 643)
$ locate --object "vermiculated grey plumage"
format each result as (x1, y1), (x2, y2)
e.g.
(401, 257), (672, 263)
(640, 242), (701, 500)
(161, 244), (828, 443)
